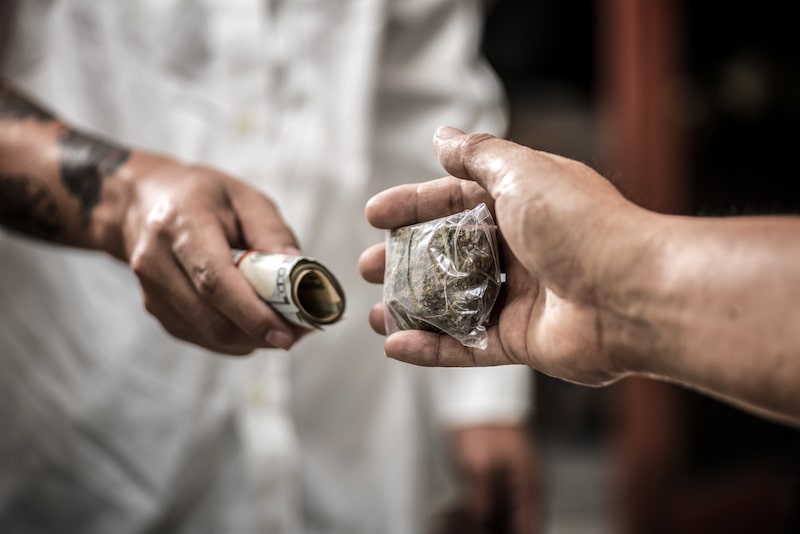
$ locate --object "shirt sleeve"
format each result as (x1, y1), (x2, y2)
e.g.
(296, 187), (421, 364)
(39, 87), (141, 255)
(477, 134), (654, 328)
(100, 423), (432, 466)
(427, 365), (534, 428)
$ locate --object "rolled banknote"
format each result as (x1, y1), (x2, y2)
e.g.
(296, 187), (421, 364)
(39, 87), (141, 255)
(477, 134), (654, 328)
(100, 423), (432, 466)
(232, 249), (346, 329)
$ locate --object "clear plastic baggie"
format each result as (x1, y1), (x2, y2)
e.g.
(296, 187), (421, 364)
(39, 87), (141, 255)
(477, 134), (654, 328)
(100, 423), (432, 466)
(383, 203), (502, 349)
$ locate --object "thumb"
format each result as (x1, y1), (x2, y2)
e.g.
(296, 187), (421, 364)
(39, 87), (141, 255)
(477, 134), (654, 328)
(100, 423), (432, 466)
(433, 126), (532, 201)
(228, 181), (301, 255)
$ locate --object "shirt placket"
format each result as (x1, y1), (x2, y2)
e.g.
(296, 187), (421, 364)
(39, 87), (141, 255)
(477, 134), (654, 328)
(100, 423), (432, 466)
(208, 0), (273, 179)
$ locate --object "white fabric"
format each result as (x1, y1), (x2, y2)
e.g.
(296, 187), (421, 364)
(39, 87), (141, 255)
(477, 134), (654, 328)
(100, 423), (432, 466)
(0, 1), (532, 533)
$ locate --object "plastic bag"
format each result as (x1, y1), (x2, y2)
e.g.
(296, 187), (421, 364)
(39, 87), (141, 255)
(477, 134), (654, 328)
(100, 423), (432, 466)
(383, 203), (502, 349)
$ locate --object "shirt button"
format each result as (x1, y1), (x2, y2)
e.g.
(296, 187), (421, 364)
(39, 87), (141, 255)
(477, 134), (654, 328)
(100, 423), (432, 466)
(249, 384), (270, 407)
(235, 111), (254, 135)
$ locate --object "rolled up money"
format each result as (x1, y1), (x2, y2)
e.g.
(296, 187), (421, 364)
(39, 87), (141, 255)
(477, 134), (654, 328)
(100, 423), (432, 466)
(232, 250), (346, 329)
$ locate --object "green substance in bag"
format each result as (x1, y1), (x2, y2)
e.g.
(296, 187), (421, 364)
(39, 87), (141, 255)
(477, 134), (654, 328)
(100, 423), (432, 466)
(383, 203), (502, 349)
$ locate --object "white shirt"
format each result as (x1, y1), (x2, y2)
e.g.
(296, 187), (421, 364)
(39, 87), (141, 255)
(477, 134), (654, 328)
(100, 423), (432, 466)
(0, 1), (532, 533)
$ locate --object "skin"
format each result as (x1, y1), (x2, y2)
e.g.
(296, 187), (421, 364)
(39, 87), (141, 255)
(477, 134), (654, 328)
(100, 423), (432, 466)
(359, 126), (800, 426)
(0, 81), (306, 354)
(0, 85), (537, 526)
(441, 425), (540, 534)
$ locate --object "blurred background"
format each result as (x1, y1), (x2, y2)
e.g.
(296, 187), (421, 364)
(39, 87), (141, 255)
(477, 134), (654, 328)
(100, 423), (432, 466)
(481, 1), (800, 532)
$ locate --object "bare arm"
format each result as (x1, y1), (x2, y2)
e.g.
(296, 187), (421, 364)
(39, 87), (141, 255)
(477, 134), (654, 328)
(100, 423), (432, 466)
(359, 127), (800, 425)
(611, 215), (800, 424)
(0, 81), (306, 353)
(0, 81), (131, 249)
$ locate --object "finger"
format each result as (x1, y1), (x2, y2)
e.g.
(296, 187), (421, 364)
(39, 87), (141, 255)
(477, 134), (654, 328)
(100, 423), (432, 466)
(384, 329), (518, 367)
(365, 176), (491, 230)
(358, 243), (386, 283)
(228, 181), (302, 254)
(509, 463), (537, 534)
(495, 433), (538, 534)
(131, 231), (266, 350)
(463, 470), (492, 527)
(141, 281), (257, 355)
(433, 126), (545, 201)
(171, 211), (299, 349)
(369, 302), (387, 335)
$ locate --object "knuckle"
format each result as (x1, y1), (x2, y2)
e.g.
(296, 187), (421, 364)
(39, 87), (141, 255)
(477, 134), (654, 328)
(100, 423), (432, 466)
(144, 201), (180, 239)
(191, 263), (220, 299)
(445, 183), (468, 213)
(129, 246), (156, 280)
(458, 133), (521, 196)
(460, 133), (497, 168)
(461, 132), (496, 153)
(129, 250), (146, 276)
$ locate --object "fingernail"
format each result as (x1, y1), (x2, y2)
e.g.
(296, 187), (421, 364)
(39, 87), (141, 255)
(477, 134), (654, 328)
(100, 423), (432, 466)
(435, 126), (464, 141)
(283, 245), (302, 256)
(266, 330), (294, 350)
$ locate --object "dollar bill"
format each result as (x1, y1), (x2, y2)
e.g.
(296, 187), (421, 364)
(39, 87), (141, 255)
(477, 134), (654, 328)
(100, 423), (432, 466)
(232, 250), (346, 329)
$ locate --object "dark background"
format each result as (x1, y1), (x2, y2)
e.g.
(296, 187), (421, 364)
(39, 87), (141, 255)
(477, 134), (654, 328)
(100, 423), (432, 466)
(482, 1), (800, 532)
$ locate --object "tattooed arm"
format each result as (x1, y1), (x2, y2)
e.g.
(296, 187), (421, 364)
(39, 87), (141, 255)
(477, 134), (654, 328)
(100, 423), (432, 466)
(0, 81), (307, 353)
(360, 128), (800, 425)
(0, 82), (129, 247)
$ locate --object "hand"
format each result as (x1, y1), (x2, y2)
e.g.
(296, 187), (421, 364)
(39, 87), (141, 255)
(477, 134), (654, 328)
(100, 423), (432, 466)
(0, 81), (306, 356)
(437, 424), (540, 534)
(114, 152), (308, 355)
(359, 127), (657, 385)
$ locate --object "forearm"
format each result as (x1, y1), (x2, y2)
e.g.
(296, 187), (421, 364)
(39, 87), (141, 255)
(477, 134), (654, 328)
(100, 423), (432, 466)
(606, 214), (800, 423)
(0, 83), (307, 354)
(0, 81), (131, 254)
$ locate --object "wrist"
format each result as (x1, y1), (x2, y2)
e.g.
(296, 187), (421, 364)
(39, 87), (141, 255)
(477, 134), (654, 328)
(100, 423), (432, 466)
(594, 208), (676, 379)
(0, 83), (151, 255)
(96, 150), (181, 259)
(81, 149), (151, 258)
(36, 125), (143, 257)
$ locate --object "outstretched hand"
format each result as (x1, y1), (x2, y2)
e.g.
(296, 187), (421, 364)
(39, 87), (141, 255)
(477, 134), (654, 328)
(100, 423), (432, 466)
(0, 82), (308, 355)
(359, 127), (655, 386)
(118, 153), (308, 355)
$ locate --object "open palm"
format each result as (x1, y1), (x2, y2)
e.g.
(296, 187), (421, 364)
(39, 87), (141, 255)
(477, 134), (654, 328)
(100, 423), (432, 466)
(360, 128), (647, 385)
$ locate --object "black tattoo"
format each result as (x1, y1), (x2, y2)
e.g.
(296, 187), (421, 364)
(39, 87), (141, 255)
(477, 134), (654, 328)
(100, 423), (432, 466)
(59, 130), (130, 225)
(0, 83), (55, 122)
(0, 174), (62, 241)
